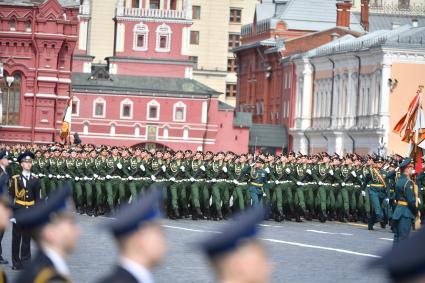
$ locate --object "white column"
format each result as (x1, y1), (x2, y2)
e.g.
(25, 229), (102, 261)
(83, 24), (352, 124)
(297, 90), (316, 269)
(78, 21), (88, 51)
(300, 59), (313, 129)
(115, 23), (125, 52)
(379, 55), (392, 145)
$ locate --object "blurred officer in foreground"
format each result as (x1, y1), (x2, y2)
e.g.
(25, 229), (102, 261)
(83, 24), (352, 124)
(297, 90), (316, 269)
(14, 184), (80, 283)
(0, 150), (10, 265)
(371, 225), (425, 283)
(199, 206), (272, 283)
(393, 158), (417, 244)
(98, 188), (166, 283)
(0, 173), (12, 282)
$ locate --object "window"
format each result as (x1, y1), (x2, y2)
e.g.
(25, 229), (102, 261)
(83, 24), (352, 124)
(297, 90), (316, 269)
(26, 20), (31, 32)
(156, 24), (172, 52)
(189, 56), (198, 69)
(10, 19), (16, 31)
(120, 98), (133, 119)
(229, 8), (242, 23)
(132, 0), (140, 8)
(192, 6), (201, 19)
(0, 73), (21, 125)
(173, 101), (186, 122)
(190, 31), (199, 45)
(71, 97), (80, 116)
(93, 98), (106, 118)
(183, 127), (189, 140)
(399, 0), (410, 9)
(226, 84), (237, 97)
(228, 33), (240, 49)
(163, 126), (169, 139)
(150, 0), (160, 9)
(133, 22), (149, 51)
(147, 100), (160, 120)
(227, 58), (237, 72)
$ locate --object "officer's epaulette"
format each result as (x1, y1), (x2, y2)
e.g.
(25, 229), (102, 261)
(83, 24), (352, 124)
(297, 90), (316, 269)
(34, 267), (67, 283)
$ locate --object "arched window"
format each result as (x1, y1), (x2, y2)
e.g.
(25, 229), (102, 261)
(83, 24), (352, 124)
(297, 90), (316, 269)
(183, 127), (189, 140)
(173, 101), (186, 122)
(26, 19), (32, 32)
(120, 98), (133, 119)
(10, 18), (16, 31)
(93, 97), (106, 118)
(147, 99), (160, 120)
(1, 73), (22, 125)
(133, 22), (149, 51)
(156, 23), (172, 52)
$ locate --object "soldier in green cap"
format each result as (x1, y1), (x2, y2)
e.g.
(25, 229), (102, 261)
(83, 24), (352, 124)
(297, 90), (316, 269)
(209, 152), (231, 220)
(104, 147), (125, 213)
(186, 150), (206, 220)
(168, 150), (189, 219)
(94, 148), (108, 215)
(232, 154), (250, 213)
(83, 150), (97, 216)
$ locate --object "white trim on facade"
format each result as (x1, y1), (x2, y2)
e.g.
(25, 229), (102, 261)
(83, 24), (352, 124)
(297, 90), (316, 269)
(133, 22), (149, 51)
(155, 23), (172, 52)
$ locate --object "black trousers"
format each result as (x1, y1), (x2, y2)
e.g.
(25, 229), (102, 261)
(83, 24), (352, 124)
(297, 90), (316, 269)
(11, 223), (31, 268)
(0, 230), (4, 257)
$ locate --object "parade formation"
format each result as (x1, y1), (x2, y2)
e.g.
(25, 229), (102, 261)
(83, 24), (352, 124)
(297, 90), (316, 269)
(1, 143), (423, 232)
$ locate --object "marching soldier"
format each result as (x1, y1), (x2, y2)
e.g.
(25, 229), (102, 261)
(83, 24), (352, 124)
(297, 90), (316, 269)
(209, 152), (231, 220)
(9, 152), (40, 270)
(241, 159), (268, 208)
(14, 185), (80, 283)
(186, 150), (206, 220)
(168, 150), (189, 219)
(232, 155), (250, 214)
(393, 158), (417, 244)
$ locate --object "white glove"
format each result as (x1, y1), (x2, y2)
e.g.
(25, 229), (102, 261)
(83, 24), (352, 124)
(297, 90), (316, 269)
(385, 198), (390, 204)
(234, 180), (239, 185)
(200, 165), (206, 172)
(265, 167), (270, 174)
(106, 175), (111, 179)
(341, 182), (345, 187)
(180, 166), (185, 172)
(222, 166), (228, 173)
(412, 169), (416, 175)
(56, 175), (61, 179)
(329, 169), (334, 176)
(360, 175), (364, 179)
(306, 169), (312, 175)
(285, 168), (291, 174)
(212, 178), (217, 182)
(128, 176), (133, 181)
(395, 167), (400, 172)
(128, 167), (131, 170)
(318, 181), (323, 186)
(151, 175), (156, 181)
(10, 218), (16, 224)
(117, 163), (122, 169)
(351, 171), (357, 177)
(75, 176), (80, 181)
(93, 174), (99, 178)
(161, 165), (166, 172)
(83, 176), (88, 180)
(65, 174), (71, 178)
(297, 181), (302, 186)
(170, 177), (176, 182)
(190, 177), (195, 182)
(361, 191), (366, 197)
(418, 198), (422, 204)
(140, 164), (146, 171)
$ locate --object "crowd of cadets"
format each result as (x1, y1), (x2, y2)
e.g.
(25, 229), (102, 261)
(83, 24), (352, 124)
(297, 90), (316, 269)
(1, 143), (424, 229)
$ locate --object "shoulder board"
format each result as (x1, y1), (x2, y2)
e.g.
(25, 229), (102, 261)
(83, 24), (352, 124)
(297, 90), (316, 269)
(34, 267), (56, 283)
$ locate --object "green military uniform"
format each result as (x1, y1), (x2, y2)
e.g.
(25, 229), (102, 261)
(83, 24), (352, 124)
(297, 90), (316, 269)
(94, 156), (107, 214)
(104, 156), (125, 211)
(233, 162), (250, 213)
(187, 158), (207, 219)
(83, 156), (96, 215)
(168, 158), (189, 218)
(208, 160), (231, 220)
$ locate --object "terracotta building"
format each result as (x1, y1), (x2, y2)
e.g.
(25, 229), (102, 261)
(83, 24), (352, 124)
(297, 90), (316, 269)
(234, 0), (365, 151)
(0, 0), (79, 144)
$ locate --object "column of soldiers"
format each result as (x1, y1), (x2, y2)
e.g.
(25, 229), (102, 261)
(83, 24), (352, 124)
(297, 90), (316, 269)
(1, 143), (424, 229)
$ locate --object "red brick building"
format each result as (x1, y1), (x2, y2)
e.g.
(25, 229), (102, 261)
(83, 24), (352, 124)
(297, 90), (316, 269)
(234, 0), (366, 151)
(0, 0), (79, 143)
(0, 0), (250, 153)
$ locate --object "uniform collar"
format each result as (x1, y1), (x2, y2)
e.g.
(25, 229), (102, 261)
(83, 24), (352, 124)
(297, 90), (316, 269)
(119, 257), (154, 283)
(43, 246), (70, 277)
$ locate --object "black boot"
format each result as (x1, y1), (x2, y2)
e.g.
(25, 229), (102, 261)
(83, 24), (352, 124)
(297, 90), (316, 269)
(319, 211), (327, 223)
(216, 208), (223, 221)
(275, 210), (284, 222)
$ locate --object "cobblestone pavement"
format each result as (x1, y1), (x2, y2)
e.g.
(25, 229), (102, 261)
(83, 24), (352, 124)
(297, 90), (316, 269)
(2, 215), (393, 283)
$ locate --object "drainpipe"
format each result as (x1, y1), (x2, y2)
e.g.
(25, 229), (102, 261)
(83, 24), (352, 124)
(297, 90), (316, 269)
(236, 56), (241, 111)
(328, 57), (335, 127)
(346, 132), (356, 153)
(31, 9), (39, 144)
